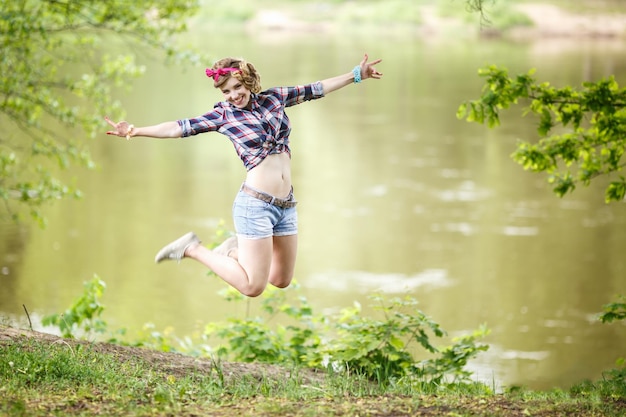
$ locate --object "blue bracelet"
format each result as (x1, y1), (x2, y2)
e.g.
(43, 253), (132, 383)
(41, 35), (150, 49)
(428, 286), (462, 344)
(352, 65), (362, 83)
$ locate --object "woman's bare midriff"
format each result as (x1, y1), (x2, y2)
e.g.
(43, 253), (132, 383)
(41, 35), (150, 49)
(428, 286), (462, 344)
(245, 152), (292, 198)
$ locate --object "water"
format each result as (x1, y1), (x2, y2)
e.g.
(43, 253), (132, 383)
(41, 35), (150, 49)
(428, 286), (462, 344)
(2, 27), (626, 391)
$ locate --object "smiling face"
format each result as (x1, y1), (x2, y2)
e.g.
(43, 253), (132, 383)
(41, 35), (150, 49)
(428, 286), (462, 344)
(220, 76), (252, 109)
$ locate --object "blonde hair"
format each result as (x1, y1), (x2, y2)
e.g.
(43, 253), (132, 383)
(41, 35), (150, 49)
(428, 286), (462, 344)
(211, 57), (262, 94)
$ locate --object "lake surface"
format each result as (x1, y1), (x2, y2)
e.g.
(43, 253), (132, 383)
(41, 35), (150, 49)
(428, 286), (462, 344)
(2, 26), (626, 391)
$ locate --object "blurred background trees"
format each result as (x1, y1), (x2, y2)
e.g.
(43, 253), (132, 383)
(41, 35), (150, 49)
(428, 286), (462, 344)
(0, 0), (201, 225)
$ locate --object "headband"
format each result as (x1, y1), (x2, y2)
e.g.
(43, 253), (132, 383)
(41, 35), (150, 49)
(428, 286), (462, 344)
(205, 67), (240, 82)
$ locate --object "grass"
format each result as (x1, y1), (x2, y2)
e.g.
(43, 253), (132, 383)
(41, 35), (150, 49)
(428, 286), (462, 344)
(2, 327), (626, 417)
(2, 333), (248, 416)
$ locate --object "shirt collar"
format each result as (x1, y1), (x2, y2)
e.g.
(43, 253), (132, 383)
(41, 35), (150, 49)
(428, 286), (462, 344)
(247, 93), (260, 111)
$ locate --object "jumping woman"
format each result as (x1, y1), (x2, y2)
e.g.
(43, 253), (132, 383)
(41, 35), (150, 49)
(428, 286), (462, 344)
(105, 53), (383, 297)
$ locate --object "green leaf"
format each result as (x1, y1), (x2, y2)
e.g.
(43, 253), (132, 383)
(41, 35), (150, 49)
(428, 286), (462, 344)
(389, 335), (405, 350)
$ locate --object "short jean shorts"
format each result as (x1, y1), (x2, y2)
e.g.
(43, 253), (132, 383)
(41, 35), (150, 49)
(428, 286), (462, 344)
(232, 190), (298, 239)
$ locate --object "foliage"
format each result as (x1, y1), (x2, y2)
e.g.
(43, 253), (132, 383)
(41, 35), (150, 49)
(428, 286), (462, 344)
(41, 275), (108, 338)
(205, 285), (325, 365)
(416, 324), (490, 384)
(205, 285), (489, 385)
(600, 295), (626, 323)
(0, 0), (201, 225)
(570, 357), (626, 401)
(568, 295), (626, 400)
(314, 295), (489, 384)
(458, 65), (626, 202)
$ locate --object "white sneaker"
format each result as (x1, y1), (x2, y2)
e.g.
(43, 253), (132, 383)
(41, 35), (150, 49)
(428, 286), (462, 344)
(154, 232), (201, 263)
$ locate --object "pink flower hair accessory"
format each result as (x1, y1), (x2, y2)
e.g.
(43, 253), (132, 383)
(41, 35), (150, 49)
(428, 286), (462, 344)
(205, 67), (240, 82)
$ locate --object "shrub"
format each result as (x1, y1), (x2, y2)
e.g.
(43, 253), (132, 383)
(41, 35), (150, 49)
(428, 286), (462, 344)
(205, 286), (490, 385)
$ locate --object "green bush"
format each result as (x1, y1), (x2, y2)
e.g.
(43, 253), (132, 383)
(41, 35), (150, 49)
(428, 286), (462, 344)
(205, 285), (323, 365)
(205, 286), (489, 385)
(42, 275), (108, 339)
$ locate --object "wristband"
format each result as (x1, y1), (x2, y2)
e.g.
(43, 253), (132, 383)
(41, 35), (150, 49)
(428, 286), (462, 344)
(352, 65), (362, 83)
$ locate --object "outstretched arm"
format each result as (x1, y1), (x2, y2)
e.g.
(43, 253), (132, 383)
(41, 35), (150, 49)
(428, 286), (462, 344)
(321, 53), (383, 95)
(105, 117), (182, 140)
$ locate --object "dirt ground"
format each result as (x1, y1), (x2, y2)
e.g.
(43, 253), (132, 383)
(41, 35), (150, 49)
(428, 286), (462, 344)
(0, 326), (325, 386)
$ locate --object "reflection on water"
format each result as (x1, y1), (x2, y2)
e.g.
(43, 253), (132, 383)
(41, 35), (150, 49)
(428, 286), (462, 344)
(2, 31), (626, 391)
(435, 180), (491, 202)
(308, 268), (452, 294)
(500, 226), (539, 236)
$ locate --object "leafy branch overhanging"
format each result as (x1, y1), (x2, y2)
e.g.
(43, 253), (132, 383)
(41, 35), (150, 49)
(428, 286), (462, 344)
(458, 65), (626, 203)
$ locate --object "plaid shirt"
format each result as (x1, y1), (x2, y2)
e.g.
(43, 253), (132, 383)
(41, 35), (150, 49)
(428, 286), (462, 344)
(178, 81), (324, 171)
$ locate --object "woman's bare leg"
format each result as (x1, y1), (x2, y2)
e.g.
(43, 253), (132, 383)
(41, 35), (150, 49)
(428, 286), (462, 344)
(209, 234), (297, 289)
(268, 234), (297, 288)
(184, 236), (273, 297)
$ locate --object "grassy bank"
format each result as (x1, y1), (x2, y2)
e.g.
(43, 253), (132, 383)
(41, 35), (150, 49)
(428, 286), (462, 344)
(2, 326), (625, 417)
(190, 0), (626, 38)
(2, 264), (625, 417)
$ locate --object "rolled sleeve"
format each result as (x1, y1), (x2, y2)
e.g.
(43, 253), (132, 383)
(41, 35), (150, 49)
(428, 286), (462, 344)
(177, 108), (224, 137)
(177, 119), (192, 138)
(279, 81), (325, 107)
(310, 80), (324, 98)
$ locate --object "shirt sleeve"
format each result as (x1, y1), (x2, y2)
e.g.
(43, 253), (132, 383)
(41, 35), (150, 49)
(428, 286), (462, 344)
(177, 106), (225, 137)
(272, 81), (325, 108)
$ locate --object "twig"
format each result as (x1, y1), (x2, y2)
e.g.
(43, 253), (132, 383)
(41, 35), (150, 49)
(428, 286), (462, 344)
(52, 339), (76, 356)
(22, 304), (33, 331)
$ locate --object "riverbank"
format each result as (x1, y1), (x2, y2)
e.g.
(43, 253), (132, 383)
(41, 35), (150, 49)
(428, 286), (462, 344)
(241, 1), (626, 40)
(510, 3), (626, 39)
(2, 326), (625, 417)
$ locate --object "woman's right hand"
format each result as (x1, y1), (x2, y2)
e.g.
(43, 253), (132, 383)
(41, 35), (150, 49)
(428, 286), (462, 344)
(105, 116), (133, 139)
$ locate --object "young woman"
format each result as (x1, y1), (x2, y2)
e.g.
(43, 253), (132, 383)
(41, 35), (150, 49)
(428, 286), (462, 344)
(105, 54), (383, 297)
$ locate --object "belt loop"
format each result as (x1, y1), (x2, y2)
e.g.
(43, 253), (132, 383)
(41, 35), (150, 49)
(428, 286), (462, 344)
(270, 196), (276, 205)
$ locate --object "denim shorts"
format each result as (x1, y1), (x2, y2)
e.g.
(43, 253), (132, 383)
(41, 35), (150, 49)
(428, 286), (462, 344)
(232, 190), (298, 239)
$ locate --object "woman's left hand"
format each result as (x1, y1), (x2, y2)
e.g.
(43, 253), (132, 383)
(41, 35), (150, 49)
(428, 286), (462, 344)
(360, 54), (383, 80)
